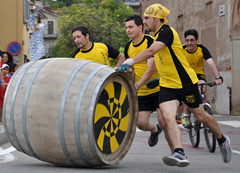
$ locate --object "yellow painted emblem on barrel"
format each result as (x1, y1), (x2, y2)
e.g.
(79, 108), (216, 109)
(94, 82), (129, 154)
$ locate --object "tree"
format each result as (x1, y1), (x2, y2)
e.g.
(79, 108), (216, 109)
(52, 0), (134, 59)
(36, 0), (79, 10)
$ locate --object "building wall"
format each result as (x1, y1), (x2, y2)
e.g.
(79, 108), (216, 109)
(41, 10), (59, 57)
(0, 0), (29, 65)
(230, 0), (240, 115)
(23, 24), (30, 62)
(140, 0), (239, 115)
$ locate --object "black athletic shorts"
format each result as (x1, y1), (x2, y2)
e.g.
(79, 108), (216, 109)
(138, 92), (159, 112)
(159, 84), (202, 108)
(197, 74), (207, 82)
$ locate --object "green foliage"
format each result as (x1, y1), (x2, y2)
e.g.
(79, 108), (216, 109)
(52, 0), (134, 57)
(51, 41), (69, 57)
(78, 0), (103, 7)
(99, 0), (132, 23)
(119, 46), (124, 53)
(109, 58), (117, 67)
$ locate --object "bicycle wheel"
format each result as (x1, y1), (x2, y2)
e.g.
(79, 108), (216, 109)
(188, 111), (200, 147)
(203, 104), (216, 153)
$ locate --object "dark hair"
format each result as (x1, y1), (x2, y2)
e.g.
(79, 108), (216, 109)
(184, 29), (199, 40)
(72, 25), (90, 37)
(2, 52), (13, 64)
(125, 15), (144, 31)
(160, 19), (165, 23)
(8, 63), (18, 73)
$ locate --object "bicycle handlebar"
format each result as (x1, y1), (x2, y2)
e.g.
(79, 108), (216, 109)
(198, 82), (216, 87)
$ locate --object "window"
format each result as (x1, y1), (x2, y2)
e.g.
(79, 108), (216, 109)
(177, 14), (184, 31)
(48, 21), (54, 34)
(205, 1), (213, 23)
(24, 0), (30, 23)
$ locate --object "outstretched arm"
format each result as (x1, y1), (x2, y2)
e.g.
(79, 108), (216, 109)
(135, 57), (156, 89)
(206, 58), (222, 85)
(117, 41), (165, 72)
(132, 41), (165, 64)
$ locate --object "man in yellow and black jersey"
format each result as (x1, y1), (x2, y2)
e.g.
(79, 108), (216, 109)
(117, 3), (232, 167)
(183, 42), (211, 79)
(183, 29), (223, 84)
(71, 25), (125, 67)
(125, 15), (163, 147)
(180, 29), (223, 126)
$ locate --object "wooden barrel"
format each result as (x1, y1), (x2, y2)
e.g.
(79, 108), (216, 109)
(3, 58), (138, 167)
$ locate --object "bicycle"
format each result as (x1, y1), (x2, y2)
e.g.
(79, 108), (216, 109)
(147, 78), (217, 152)
(186, 82), (217, 153)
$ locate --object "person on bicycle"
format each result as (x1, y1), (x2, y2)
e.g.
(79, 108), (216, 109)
(180, 29), (223, 127)
(124, 15), (164, 147)
(116, 3), (232, 167)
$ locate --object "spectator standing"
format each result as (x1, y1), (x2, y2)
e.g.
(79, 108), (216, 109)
(7, 63), (18, 78)
(0, 64), (11, 125)
(2, 51), (13, 65)
(1, 52), (18, 78)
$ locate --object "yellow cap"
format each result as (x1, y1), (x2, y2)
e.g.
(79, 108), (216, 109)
(144, 4), (170, 24)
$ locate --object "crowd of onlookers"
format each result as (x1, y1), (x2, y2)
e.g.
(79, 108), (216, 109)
(0, 50), (18, 125)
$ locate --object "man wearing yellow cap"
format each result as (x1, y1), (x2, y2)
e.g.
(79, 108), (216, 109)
(117, 4), (232, 167)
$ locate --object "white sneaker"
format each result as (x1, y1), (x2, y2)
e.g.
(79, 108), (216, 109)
(162, 152), (190, 167)
(219, 135), (232, 163)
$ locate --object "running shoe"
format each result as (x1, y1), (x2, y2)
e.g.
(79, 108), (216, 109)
(148, 124), (162, 147)
(162, 152), (190, 167)
(219, 135), (232, 163)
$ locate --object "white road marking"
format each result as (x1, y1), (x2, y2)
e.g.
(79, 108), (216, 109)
(136, 118), (240, 156)
(233, 150), (240, 155)
(0, 147), (16, 164)
(218, 121), (240, 128)
(0, 146), (16, 156)
(138, 121), (240, 130)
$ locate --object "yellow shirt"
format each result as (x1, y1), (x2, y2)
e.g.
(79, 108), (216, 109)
(183, 43), (212, 74)
(124, 34), (160, 96)
(154, 24), (198, 88)
(74, 42), (119, 65)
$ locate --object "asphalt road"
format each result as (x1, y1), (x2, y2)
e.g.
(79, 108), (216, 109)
(0, 113), (240, 173)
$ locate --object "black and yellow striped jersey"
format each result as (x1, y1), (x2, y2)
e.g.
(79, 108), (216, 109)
(183, 43), (212, 75)
(124, 34), (160, 96)
(154, 24), (198, 88)
(73, 42), (119, 65)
